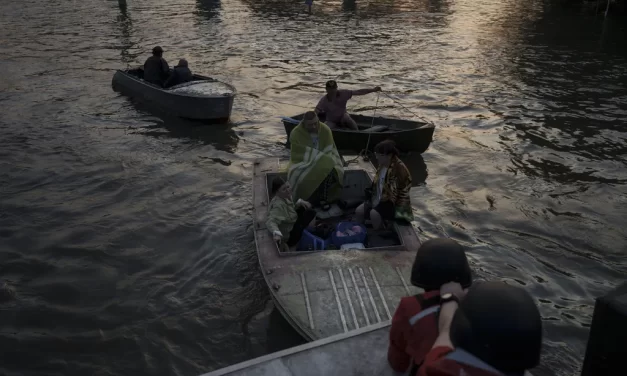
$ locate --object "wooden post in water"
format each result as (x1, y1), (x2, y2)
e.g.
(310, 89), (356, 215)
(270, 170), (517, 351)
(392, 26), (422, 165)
(605, 0), (611, 17)
(580, 282), (627, 376)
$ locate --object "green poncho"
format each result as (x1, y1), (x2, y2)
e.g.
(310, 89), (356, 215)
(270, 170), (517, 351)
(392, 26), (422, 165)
(288, 121), (344, 203)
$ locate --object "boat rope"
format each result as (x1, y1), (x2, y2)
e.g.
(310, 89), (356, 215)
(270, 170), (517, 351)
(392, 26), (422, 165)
(364, 92), (380, 153)
(381, 92), (433, 125)
(345, 92), (380, 165)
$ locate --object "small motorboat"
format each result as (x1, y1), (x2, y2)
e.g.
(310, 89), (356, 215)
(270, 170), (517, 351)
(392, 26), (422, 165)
(281, 113), (435, 153)
(112, 68), (236, 122)
(252, 157), (422, 341)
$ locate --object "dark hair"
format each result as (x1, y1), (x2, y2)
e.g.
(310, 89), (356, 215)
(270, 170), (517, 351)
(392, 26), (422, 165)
(325, 80), (338, 89)
(450, 282), (542, 374)
(303, 111), (317, 121)
(152, 46), (163, 56)
(271, 177), (286, 195)
(410, 238), (472, 291)
(374, 140), (399, 156)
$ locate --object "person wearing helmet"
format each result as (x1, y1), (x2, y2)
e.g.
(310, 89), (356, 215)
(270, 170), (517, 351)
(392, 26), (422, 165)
(388, 238), (473, 375)
(419, 281), (543, 376)
(143, 46), (170, 86)
(315, 80), (381, 130)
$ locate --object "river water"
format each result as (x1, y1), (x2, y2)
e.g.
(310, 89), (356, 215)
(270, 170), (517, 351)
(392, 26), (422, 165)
(0, 0), (626, 375)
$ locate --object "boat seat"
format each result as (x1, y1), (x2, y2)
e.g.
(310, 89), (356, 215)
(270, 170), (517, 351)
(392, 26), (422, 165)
(363, 125), (389, 133)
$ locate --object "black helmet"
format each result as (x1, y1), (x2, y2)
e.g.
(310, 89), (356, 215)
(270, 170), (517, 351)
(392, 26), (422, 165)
(410, 238), (472, 291)
(450, 282), (542, 374)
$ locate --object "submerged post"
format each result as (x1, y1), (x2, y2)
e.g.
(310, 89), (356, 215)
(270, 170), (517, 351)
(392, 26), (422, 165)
(581, 282), (627, 376)
(605, 0), (611, 17)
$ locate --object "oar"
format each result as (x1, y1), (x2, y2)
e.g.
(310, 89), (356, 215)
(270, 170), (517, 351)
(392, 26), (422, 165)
(280, 116), (301, 124)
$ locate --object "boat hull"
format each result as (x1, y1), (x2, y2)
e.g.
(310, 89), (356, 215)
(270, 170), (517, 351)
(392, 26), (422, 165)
(252, 158), (422, 341)
(112, 70), (235, 122)
(283, 113), (435, 153)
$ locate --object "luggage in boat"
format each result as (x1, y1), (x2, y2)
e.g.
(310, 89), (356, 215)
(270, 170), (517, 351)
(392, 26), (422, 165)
(332, 222), (367, 247)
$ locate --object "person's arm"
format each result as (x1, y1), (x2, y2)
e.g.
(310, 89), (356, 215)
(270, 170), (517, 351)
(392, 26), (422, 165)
(432, 282), (464, 349)
(266, 202), (285, 242)
(388, 302), (412, 372)
(352, 86), (382, 96)
(432, 299), (457, 349)
(315, 96), (327, 114)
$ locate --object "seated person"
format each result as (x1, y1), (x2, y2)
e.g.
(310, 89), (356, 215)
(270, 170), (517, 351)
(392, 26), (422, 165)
(388, 238), (473, 375)
(164, 59), (193, 88)
(266, 177), (316, 248)
(315, 80), (381, 130)
(419, 281), (542, 376)
(355, 140), (412, 230)
(143, 46), (170, 86)
(288, 111), (344, 207)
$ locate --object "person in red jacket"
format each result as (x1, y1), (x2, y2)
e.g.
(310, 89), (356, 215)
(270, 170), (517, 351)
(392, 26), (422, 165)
(419, 281), (542, 376)
(388, 238), (473, 375)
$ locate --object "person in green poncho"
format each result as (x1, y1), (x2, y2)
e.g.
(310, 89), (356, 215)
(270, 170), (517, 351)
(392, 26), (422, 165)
(288, 111), (344, 207)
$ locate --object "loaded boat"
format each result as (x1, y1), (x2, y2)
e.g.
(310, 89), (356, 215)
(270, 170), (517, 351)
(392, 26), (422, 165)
(282, 113), (435, 154)
(252, 157), (422, 340)
(112, 68), (236, 122)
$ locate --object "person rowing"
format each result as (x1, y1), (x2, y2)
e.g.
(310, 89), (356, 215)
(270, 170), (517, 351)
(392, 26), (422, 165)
(315, 80), (381, 130)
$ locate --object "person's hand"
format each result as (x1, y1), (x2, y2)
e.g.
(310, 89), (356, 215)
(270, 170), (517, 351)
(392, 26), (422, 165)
(296, 199), (312, 210)
(374, 86), (382, 92)
(273, 231), (283, 242)
(440, 282), (465, 298)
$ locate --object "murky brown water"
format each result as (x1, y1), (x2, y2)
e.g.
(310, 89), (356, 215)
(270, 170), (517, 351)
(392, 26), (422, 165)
(1, 0), (626, 375)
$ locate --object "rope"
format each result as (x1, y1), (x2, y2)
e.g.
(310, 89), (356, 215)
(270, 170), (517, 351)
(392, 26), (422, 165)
(345, 92), (380, 165)
(364, 92), (380, 153)
(381, 92), (434, 125)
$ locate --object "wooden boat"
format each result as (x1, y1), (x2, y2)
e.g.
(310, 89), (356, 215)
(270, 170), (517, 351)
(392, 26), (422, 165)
(252, 157), (422, 341)
(112, 68), (236, 122)
(281, 113), (435, 154)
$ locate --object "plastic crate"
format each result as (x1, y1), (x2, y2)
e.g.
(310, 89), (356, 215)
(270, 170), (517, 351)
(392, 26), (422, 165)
(298, 229), (331, 251)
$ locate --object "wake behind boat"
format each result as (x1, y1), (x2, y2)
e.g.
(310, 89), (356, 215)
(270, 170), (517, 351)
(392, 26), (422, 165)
(252, 157), (422, 341)
(112, 68), (236, 122)
(282, 113), (435, 154)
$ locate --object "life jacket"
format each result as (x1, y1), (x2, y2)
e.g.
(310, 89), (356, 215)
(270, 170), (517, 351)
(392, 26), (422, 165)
(407, 293), (442, 375)
(422, 347), (530, 376)
(389, 291), (442, 375)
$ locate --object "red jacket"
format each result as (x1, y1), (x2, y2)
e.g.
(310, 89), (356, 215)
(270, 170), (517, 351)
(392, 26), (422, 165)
(419, 346), (506, 376)
(388, 290), (441, 373)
